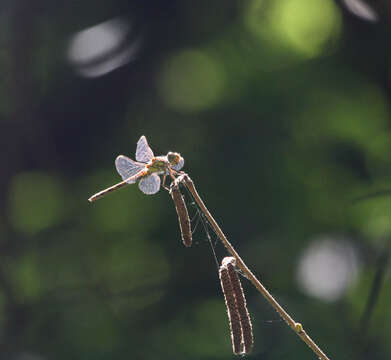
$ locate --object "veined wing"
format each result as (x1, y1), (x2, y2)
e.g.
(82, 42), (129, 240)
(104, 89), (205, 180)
(115, 155), (145, 184)
(171, 158), (184, 171)
(136, 135), (154, 163)
(138, 174), (161, 194)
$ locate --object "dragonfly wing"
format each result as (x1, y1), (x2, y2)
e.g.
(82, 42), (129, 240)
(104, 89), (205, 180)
(136, 136), (154, 163)
(172, 158), (184, 171)
(115, 155), (145, 184)
(138, 174), (161, 195)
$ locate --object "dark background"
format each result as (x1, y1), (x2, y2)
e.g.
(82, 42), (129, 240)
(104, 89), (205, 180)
(1, 0), (391, 359)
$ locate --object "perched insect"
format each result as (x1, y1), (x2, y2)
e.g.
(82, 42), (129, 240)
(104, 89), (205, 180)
(88, 136), (184, 202)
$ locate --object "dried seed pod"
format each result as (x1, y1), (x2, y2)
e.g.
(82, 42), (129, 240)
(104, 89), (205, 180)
(225, 258), (254, 354)
(219, 261), (242, 354)
(220, 257), (254, 355)
(170, 184), (192, 247)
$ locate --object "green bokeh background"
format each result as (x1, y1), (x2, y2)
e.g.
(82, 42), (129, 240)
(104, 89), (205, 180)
(2, 0), (391, 359)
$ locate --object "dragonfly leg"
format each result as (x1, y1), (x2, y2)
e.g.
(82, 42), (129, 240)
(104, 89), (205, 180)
(162, 174), (169, 191)
(168, 167), (177, 181)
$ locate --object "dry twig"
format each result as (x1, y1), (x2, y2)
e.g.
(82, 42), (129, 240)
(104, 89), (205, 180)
(181, 174), (330, 360)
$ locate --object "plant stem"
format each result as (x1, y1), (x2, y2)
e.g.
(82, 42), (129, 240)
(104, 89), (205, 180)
(181, 174), (330, 360)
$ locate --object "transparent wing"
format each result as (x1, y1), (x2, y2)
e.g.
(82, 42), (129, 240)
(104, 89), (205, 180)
(172, 158), (184, 171)
(138, 174), (161, 195)
(115, 155), (145, 184)
(136, 136), (154, 163)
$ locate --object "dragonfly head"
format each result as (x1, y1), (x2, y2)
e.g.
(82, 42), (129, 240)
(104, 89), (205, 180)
(167, 152), (183, 167)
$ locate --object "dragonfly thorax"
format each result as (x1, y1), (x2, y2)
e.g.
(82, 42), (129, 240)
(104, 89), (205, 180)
(147, 157), (170, 173)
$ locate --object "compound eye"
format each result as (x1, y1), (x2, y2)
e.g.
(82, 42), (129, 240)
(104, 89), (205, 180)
(168, 152), (180, 164)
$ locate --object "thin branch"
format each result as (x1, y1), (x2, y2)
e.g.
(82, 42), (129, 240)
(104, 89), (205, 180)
(180, 174), (330, 360)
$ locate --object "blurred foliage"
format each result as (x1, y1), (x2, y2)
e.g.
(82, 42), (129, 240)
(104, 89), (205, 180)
(1, 0), (391, 359)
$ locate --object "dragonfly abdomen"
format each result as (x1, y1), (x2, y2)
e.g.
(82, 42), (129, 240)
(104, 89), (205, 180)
(124, 169), (149, 183)
(88, 180), (128, 202)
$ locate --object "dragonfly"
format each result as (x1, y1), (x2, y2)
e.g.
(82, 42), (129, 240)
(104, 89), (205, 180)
(88, 136), (184, 202)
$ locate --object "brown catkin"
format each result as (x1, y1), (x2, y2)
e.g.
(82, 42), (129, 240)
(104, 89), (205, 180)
(219, 264), (242, 354)
(226, 258), (254, 354)
(170, 185), (192, 247)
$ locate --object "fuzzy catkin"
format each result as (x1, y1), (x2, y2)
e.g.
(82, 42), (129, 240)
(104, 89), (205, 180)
(226, 258), (254, 354)
(170, 185), (192, 247)
(219, 263), (242, 354)
(220, 257), (254, 355)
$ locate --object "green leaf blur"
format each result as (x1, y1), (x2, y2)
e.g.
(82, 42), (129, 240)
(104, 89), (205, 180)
(2, 0), (391, 359)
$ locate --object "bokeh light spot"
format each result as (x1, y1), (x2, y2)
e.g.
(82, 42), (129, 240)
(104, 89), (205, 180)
(246, 0), (342, 58)
(67, 17), (139, 78)
(342, 0), (378, 22)
(8, 172), (64, 235)
(158, 49), (225, 113)
(296, 236), (360, 302)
